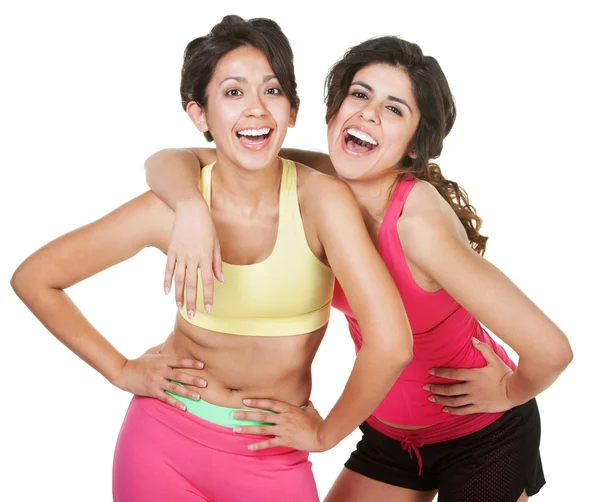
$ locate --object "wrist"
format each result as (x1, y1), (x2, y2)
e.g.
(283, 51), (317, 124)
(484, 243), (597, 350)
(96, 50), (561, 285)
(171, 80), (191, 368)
(108, 357), (129, 389)
(175, 195), (207, 213)
(317, 420), (341, 452)
(504, 370), (530, 407)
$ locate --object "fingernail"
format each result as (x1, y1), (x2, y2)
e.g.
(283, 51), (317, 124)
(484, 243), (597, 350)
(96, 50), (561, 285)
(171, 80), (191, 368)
(205, 304), (211, 313)
(472, 337), (480, 344)
(233, 426), (242, 433)
(231, 412), (242, 419)
(243, 399), (252, 405)
(179, 404), (187, 411)
(442, 408), (449, 413)
(201, 381), (207, 388)
(423, 385), (430, 391)
(177, 302), (183, 309)
(164, 286), (170, 295)
(191, 393), (200, 400)
(428, 369), (436, 375)
(187, 310), (195, 319)
(248, 444), (256, 450)
(428, 396), (435, 402)
(220, 273), (225, 283)
(196, 361), (205, 369)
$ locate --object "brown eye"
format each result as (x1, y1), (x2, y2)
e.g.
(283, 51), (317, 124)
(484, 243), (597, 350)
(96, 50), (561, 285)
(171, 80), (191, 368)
(226, 89), (242, 97)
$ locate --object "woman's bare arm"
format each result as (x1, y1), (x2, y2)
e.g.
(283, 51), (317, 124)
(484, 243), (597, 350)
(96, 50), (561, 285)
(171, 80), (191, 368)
(145, 148), (211, 209)
(232, 174), (412, 451)
(280, 148), (335, 176)
(401, 182), (572, 407)
(11, 193), (205, 408)
(307, 176), (412, 448)
(143, 147), (333, 315)
(144, 148), (221, 314)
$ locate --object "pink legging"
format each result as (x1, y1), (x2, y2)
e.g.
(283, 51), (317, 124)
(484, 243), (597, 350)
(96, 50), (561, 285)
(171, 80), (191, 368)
(113, 396), (320, 502)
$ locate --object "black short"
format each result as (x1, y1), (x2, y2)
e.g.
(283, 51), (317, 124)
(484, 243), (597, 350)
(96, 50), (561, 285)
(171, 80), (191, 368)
(345, 399), (545, 501)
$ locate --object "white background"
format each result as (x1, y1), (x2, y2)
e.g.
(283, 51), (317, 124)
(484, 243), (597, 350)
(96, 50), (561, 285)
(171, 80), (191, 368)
(1, 1), (598, 501)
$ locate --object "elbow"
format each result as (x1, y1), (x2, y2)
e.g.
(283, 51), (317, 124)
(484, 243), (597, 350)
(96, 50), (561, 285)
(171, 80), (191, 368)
(144, 148), (168, 169)
(394, 326), (414, 369)
(386, 331), (414, 370)
(360, 314), (413, 370)
(542, 333), (573, 374)
(550, 339), (573, 372)
(381, 341), (413, 372)
(397, 347), (413, 370)
(143, 149), (167, 180)
(11, 262), (46, 303)
(10, 265), (27, 300)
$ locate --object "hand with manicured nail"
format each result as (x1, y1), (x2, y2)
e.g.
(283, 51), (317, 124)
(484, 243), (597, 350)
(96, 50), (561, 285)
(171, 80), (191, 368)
(425, 337), (517, 415)
(163, 199), (224, 317)
(231, 399), (331, 452)
(112, 344), (207, 411)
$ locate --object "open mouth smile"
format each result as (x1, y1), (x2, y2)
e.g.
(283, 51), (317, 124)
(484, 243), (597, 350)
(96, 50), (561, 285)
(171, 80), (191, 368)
(342, 127), (379, 156)
(236, 127), (273, 151)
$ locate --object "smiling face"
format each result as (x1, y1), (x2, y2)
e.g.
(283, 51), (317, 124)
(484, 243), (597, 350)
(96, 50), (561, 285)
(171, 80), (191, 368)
(187, 45), (297, 171)
(327, 63), (421, 183)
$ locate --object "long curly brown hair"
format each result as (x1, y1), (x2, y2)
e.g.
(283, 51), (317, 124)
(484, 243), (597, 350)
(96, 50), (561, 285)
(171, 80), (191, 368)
(325, 36), (487, 255)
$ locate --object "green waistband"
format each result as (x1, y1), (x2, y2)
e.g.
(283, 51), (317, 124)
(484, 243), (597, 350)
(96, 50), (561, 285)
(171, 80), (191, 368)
(166, 383), (274, 428)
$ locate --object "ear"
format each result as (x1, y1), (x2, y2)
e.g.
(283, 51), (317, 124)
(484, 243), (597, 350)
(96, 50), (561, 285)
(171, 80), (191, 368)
(186, 101), (210, 133)
(288, 99), (299, 128)
(407, 146), (417, 160)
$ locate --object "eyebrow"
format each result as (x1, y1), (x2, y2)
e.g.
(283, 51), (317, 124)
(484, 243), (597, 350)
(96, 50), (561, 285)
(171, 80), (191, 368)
(351, 80), (413, 113)
(219, 74), (278, 86)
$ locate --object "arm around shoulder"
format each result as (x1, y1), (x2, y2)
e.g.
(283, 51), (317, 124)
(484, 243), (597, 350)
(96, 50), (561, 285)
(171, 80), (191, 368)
(144, 148), (215, 211)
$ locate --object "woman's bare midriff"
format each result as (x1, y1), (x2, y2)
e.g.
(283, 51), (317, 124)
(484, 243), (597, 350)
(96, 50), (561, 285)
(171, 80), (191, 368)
(159, 313), (327, 408)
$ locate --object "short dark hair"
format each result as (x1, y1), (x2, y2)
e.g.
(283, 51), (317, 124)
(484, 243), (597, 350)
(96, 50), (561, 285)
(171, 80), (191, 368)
(180, 15), (299, 142)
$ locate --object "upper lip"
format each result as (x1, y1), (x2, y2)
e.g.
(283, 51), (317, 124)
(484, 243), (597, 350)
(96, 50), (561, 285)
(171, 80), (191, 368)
(343, 125), (379, 145)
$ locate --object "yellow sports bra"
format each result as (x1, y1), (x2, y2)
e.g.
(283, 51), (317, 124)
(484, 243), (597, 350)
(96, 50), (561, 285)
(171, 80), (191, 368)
(180, 158), (335, 336)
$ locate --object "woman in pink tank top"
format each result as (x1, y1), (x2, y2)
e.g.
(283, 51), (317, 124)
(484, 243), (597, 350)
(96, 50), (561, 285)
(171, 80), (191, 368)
(144, 36), (572, 502)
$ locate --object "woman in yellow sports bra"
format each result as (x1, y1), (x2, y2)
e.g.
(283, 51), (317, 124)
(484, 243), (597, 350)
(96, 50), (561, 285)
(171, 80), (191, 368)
(11, 16), (412, 502)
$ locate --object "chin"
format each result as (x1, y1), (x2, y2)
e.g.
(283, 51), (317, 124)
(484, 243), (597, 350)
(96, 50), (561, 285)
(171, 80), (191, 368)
(237, 151), (279, 171)
(330, 152), (369, 180)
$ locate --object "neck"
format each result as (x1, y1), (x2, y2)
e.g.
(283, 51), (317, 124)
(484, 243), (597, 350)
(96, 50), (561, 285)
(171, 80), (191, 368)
(341, 172), (399, 230)
(211, 153), (282, 212)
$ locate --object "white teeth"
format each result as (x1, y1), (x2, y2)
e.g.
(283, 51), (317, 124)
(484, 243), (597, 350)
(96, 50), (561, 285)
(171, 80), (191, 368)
(347, 128), (378, 146)
(237, 128), (271, 137)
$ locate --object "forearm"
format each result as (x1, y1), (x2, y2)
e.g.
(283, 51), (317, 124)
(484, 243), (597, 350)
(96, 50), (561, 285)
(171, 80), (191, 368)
(507, 356), (571, 405)
(280, 148), (335, 176)
(145, 149), (203, 211)
(14, 284), (127, 384)
(319, 345), (410, 449)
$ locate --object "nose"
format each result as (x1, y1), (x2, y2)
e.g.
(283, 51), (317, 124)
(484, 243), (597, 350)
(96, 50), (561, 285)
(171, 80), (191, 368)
(359, 102), (380, 125)
(244, 92), (267, 118)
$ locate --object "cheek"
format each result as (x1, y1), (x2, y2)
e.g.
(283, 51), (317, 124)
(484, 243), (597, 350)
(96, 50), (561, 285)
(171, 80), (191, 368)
(327, 108), (348, 139)
(270, 101), (293, 126)
(207, 103), (240, 136)
(327, 120), (341, 151)
(383, 121), (413, 154)
(337, 99), (359, 119)
(330, 99), (362, 131)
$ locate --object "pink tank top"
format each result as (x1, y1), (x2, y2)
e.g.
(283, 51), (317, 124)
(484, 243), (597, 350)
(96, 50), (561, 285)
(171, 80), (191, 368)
(332, 175), (517, 432)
